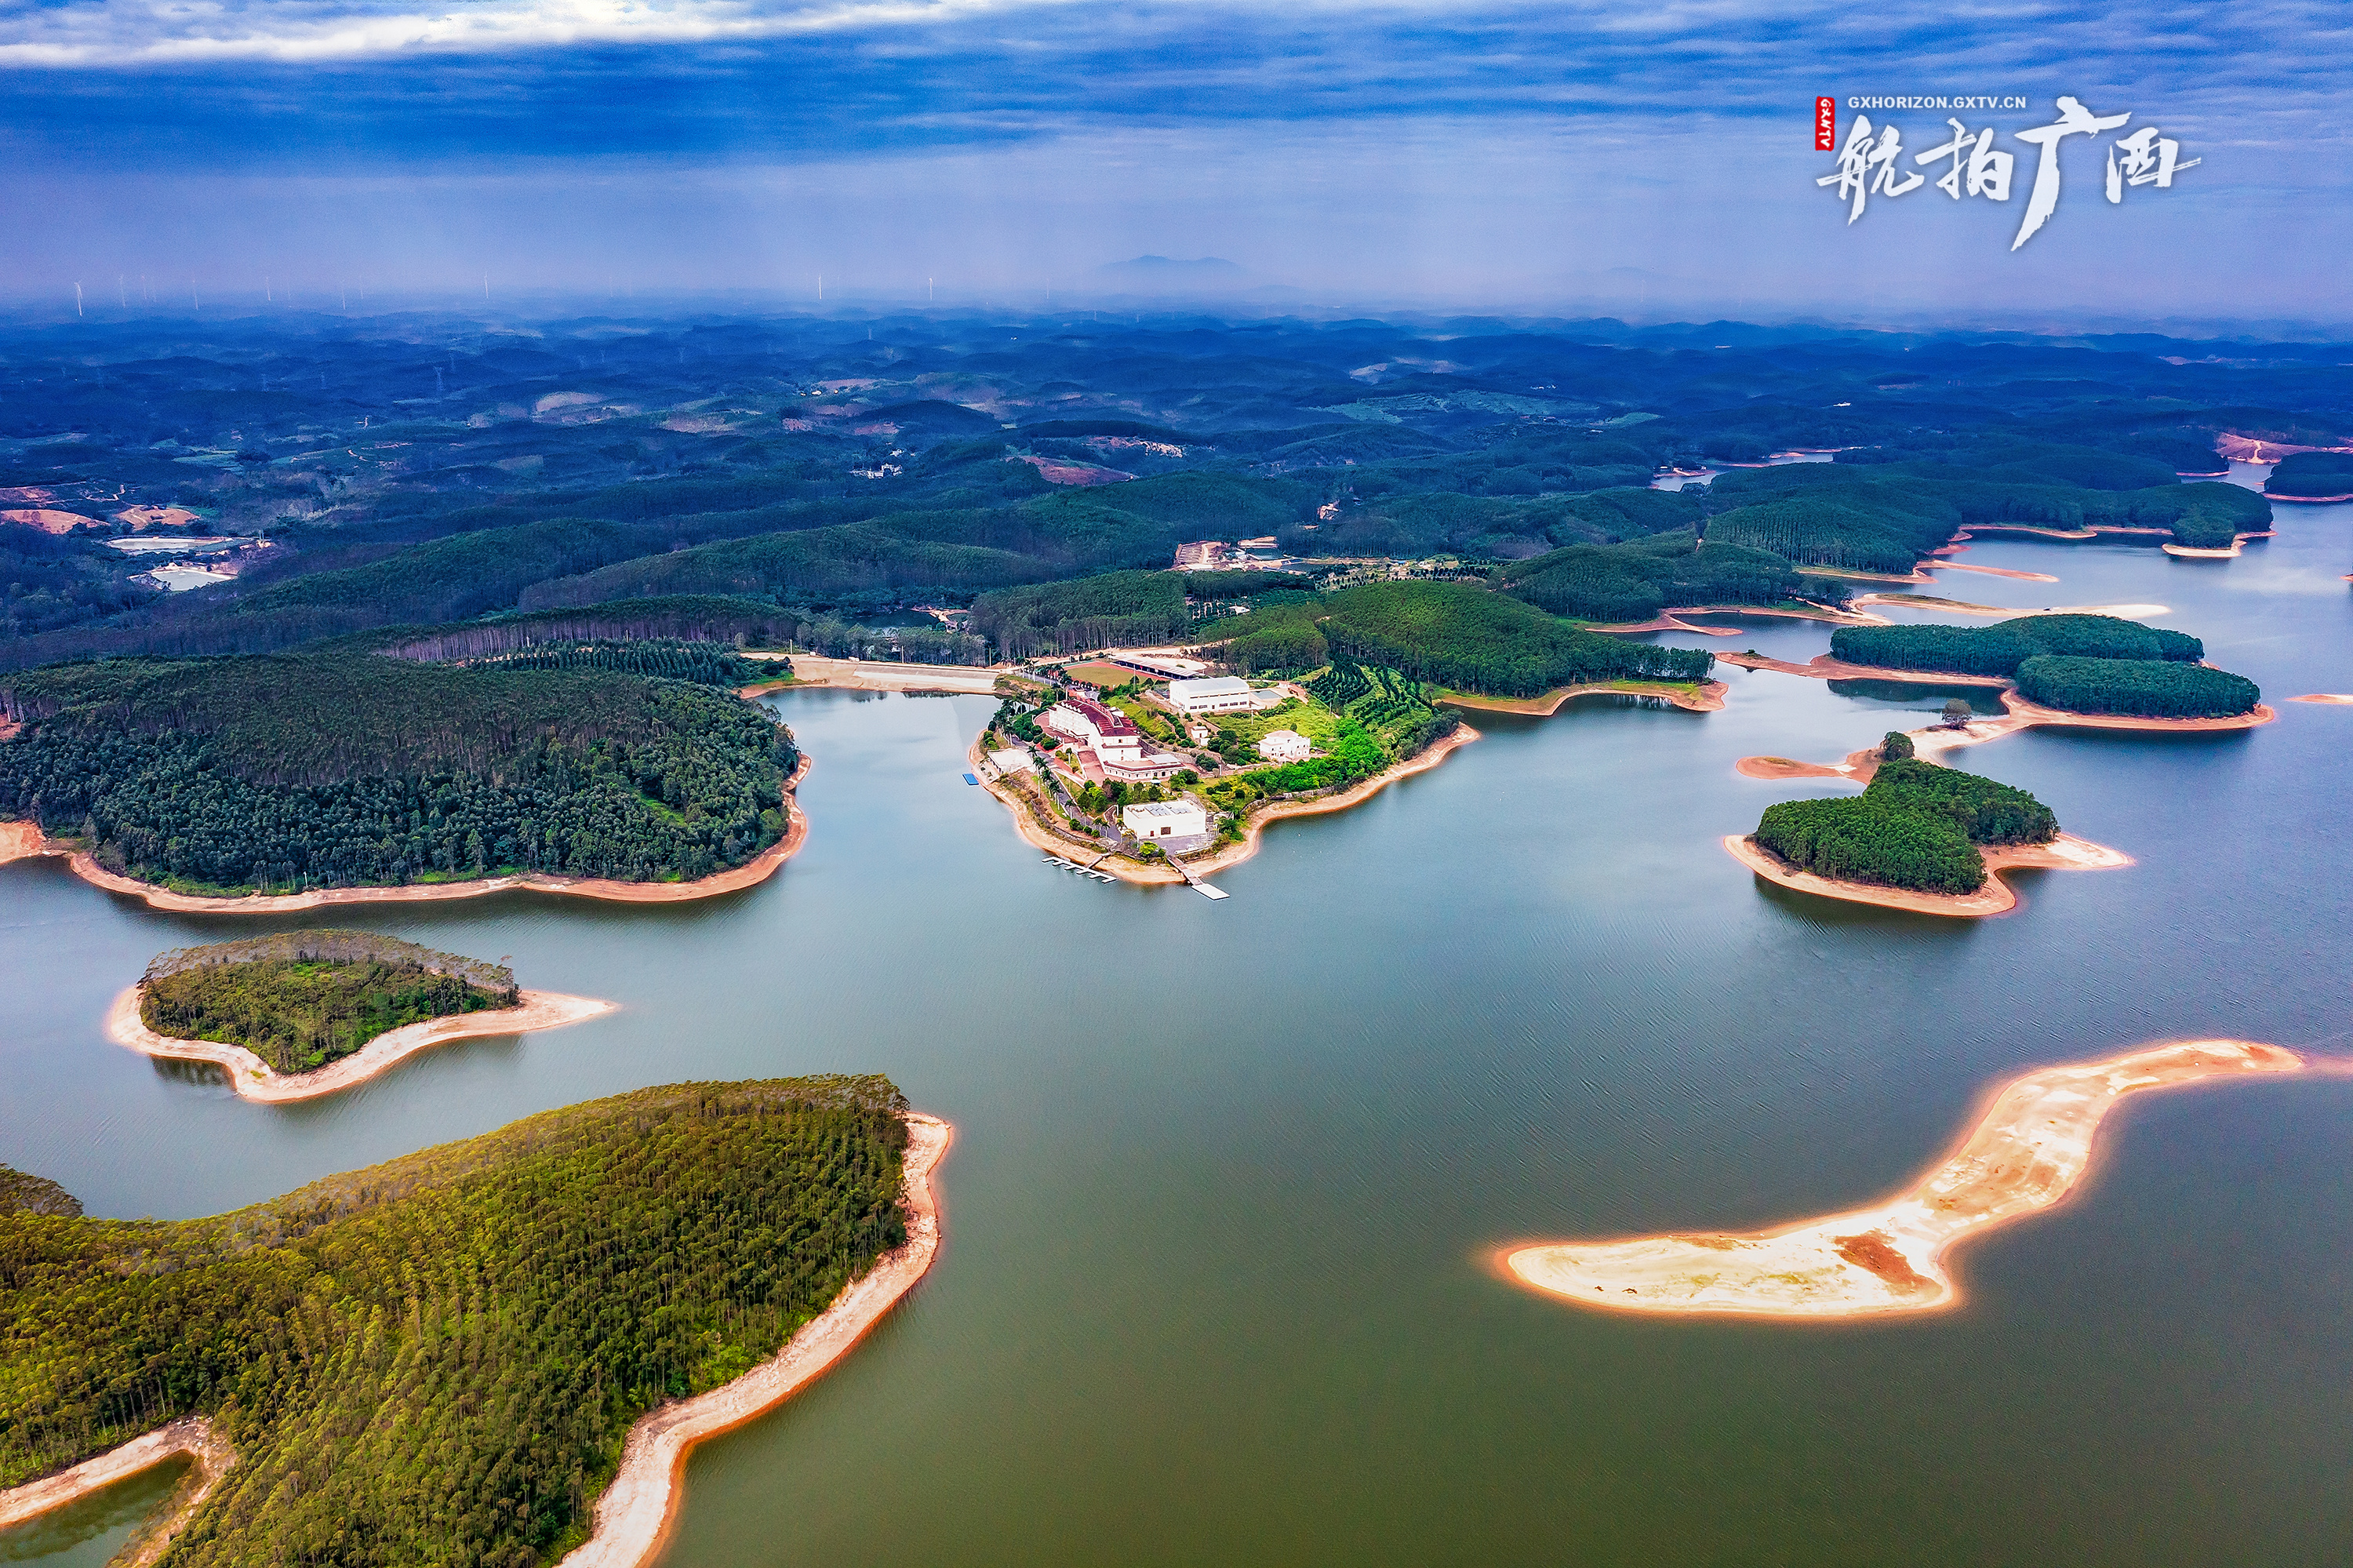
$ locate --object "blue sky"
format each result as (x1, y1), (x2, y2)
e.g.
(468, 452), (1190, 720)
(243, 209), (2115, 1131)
(1, 0), (2345, 323)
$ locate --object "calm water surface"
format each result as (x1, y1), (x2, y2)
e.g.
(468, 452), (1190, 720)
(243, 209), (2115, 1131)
(4, 504), (2351, 1566)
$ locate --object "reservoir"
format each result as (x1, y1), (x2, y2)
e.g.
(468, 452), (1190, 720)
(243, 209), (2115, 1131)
(5, 502), (2351, 1567)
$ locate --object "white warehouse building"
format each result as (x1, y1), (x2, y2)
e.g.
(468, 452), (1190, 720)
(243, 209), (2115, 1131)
(1122, 799), (1211, 842)
(1166, 676), (1262, 715)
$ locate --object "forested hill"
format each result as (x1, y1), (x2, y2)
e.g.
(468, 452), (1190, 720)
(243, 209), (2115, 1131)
(0, 1076), (912, 1566)
(0, 655), (798, 893)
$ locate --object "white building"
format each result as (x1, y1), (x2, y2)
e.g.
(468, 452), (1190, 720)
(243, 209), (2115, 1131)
(987, 748), (1036, 775)
(1045, 695), (1187, 782)
(1166, 676), (1262, 715)
(1122, 799), (1210, 842)
(1257, 729), (1312, 762)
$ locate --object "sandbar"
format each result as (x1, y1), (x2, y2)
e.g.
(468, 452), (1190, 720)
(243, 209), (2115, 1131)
(744, 655), (1006, 696)
(0, 1417), (235, 1568)
(2161, 532), (2274, 558)
(1, 759), (810, 913)
(1435, 679), (1726, 716)
(2289, 693), (2353, 704)
(1928, 560), (2059, 583)
(1501, 1039), (2303, 1319)
(105, 985), (614, 1103)
(1723, 831), (2131, 918)
(558, 1112), (951, 1568)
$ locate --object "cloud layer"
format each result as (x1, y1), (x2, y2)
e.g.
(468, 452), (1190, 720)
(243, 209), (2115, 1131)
(0, 0), (2345, 318)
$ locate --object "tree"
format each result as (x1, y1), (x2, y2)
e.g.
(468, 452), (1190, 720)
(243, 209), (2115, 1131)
(1881, 730), (1915, 761)
(1940, 699), (1973, 727)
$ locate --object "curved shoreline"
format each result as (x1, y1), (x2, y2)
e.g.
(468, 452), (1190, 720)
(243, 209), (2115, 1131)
(1720, 653), (2277, 742)
(0, 1417), (235, 1568)
(558, 1112), (951, 1568)
(1500, 1039), (2304, 1319)
(105, 986), (616, 1103)
(1435, 678), (1726, 716)
(1, 757), (812, 913)
(1723, 831), (2132, 919)
(970, 724), (1484, 886)
(0, 1116), (948, 1568)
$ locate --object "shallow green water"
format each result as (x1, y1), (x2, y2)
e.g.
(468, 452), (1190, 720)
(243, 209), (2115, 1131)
(5, 495), (2352, 1566)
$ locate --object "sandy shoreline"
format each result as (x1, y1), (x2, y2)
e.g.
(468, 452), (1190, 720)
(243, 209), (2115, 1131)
(1501, 1039), (2303, 1319)
(105, 986), (614, 1103)
(1435, 679), (1726, 716)
(1, 758), (812, 913)
(741, 654), (1009, 696)
(1723, 831), (2131, 918)
(558, 1112), (951, 1568)
(1722, 654), (2276, 744)
(0, 1118), (947, 1568)
(0, 1417), (235, 1568)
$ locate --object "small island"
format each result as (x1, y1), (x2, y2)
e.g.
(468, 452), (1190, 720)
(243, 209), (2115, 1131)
(1825, 614), (2265, 719)
(109, 930), (613, 1101)
(1501, 1039), (2303, 1319)
(1729, 740), (2130, 916)
(0, 1077), (947, 1568)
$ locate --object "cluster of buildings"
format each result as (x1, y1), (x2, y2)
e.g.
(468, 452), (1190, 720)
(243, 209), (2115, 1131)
(1002, 675), (1322, 858)
(1042, 695), (1189, 783)
(1173, 537), (1289, 570)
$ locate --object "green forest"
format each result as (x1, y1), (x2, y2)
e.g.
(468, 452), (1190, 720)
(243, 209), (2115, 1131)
(2013, 655), (2264, 719)
(1315, 581), (1714, 697)
(2265, 450), (2353, 500)
(0, 654), (797, 893)
(1497, 530), (1830, 621)
(139, 931), (522, 1075)
(1754, 759), (2062, 894)
(0, 1076), (912, 1566)
(1830, 614), (2208, 678)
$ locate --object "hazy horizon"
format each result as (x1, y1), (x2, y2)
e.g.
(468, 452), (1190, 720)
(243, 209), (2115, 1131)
(2, 2), (2346, 326)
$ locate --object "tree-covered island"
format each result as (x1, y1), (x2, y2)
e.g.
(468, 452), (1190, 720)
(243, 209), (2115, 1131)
(1752, 756), (2060, 896)
(0, 1076), (918, 1566)
(136, 930), (522, 1075)
(1828, 613), (2263, 719)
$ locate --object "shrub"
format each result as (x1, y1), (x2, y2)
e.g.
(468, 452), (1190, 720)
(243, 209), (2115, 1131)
(1879, 730), (1914, 761)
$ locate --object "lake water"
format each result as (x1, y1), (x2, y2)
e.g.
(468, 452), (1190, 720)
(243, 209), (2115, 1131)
(5, 502), (2352, 1566)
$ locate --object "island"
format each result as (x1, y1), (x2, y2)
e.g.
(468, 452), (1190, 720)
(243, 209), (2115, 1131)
(1500, 1039), (2303, 1318)
(1729, 746), (2130, 917)
(0, 1077), (947, 1568)
(0, 651), (808, 911)
(107, 930), (614, 1103)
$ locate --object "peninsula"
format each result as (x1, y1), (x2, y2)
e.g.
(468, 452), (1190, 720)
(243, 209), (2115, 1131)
(106, 930), (613, 1102)
(0, 653), (808, 909)
(0, 1078), (941, 1568)
(1502, 1039), (2304, 1318)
